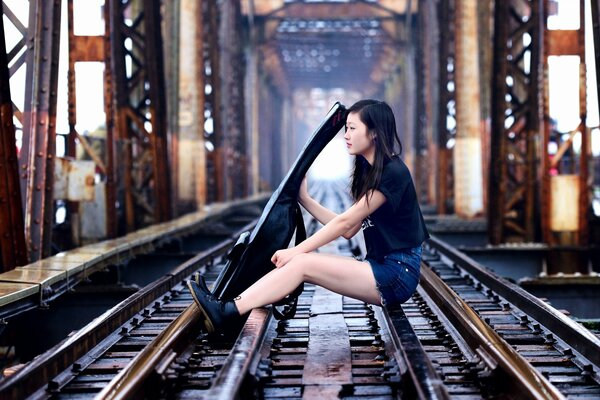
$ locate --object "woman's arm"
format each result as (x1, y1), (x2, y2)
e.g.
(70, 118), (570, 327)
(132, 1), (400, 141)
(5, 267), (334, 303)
(299, 179), (361, 239)
(272, 190), (387, 267)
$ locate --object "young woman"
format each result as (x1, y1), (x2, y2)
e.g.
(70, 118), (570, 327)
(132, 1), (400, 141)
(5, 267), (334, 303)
(187, 99), (430, 334)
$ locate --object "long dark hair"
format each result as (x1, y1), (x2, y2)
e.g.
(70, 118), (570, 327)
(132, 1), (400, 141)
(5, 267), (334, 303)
(348, 99), (402, 203)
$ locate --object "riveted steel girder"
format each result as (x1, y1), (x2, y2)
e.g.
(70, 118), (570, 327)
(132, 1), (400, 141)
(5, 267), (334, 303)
(436, 0), (456, 215)
(415, 0), (437, 207)
(594, 1), (600, 117)
(219, 0), (248, 200)
(19, 0), (62, 261)
(203, 0), (224, 203)
(0, 10), (28, 270)
(105, 0), (171, 232)
(489, 0), (542, 244)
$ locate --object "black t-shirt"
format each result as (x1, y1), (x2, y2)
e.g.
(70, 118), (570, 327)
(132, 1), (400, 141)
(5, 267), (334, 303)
(361, 156), (430, 261)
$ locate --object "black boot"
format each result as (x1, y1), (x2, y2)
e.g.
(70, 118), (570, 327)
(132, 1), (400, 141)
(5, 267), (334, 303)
(187, 278), (241, 334)
(192, 272), (210, 292)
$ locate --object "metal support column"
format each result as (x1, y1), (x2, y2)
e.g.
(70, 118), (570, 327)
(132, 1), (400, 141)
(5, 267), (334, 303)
(203, 0), (223, 203)
(416, 0), (437, 207)
(67, 0), (118, 241)
(454, 0), (484, 218)
(436, 0), (456, 215)
(106, 0), (171, 232)
(163, 0), (181, 215)
(177, 0), (206, 212)
(541, 0), (589, 268)
(489, 0), (542, 244)
(219, 0), (247, 200)
(592, 0), (600, 123)
(0, 9), (28, 270)
(20, 0), (62, 261)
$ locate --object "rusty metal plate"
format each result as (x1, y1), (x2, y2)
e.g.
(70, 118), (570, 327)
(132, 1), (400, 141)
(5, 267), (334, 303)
(54, 158), (96, 201)
(72, 35), (104, 61)
(80, 181), (107, 240)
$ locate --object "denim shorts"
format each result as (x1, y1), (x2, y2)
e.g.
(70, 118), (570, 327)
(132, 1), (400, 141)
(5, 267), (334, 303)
(366, 246), (422, 309)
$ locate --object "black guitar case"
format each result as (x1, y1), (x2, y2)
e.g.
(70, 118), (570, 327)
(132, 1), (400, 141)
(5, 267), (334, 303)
(211, 102), (347, 319)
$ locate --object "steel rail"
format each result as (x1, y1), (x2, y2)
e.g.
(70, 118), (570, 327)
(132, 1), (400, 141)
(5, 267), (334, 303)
(376, 306), (451, 400)
(95, 304), (201, 400)
(426, 237), (600, 366)
(420, 264), (565, 400)
(0, 220), (257, 400)
(96, 297), (270, 400)
(201, 308), (271, 399)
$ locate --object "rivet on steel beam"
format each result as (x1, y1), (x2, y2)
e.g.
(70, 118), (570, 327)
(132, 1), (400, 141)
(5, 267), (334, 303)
(35, 185), (41, 190)
(34, 218), (40, 224)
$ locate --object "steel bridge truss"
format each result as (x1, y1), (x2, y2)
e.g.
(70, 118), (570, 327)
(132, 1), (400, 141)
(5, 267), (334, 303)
(106, 0), (171, 232)
(489, 0), (542, 244)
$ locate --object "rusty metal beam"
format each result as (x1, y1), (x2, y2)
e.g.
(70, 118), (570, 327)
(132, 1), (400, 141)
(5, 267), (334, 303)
(66, 0), (118, 244)
(19, 0), (62, 261)
(436, 0), (455, 215)
(592, 0), (600, 127)
(204, 0), (224, 203)
(541, 0), (588, 251)
(489, 0), (542, 244)
(245, 0), (412, 18)
(106, 0), (172, 232)
(0, 9), (28, 270)
(163, 0), (182, 214)
(415, 0), (436, 207)
(220, 0), (248, 200)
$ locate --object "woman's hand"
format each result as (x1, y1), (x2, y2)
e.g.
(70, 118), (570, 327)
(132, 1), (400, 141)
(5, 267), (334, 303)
(271, 247), (300, 268)
(298, 177), (309, 203)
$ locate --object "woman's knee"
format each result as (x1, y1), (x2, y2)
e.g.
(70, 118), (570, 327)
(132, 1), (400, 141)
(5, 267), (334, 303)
(286, 253), (313, 280)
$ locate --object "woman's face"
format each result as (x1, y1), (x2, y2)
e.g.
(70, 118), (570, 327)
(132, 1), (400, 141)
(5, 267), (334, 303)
(344, 112), (375, 161)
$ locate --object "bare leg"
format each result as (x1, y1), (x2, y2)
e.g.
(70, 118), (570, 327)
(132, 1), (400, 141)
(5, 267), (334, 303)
(234, 252), (380, 314)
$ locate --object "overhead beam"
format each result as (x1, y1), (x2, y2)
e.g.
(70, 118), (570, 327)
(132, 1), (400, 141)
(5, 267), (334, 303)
(243, 0), (414, 17)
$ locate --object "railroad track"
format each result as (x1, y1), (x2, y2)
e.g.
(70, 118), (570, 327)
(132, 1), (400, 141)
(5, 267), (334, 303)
(2, 182), (599, 399)
(0, 204), (263, 400)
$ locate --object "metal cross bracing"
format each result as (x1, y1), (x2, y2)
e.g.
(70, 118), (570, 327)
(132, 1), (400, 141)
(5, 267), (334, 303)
(436, 0), (456, 216)
(489, 0), (543, 245)
(0, 6), (27, 271)
(247, 0), (408, 95)
(105, 0), (171, 233)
